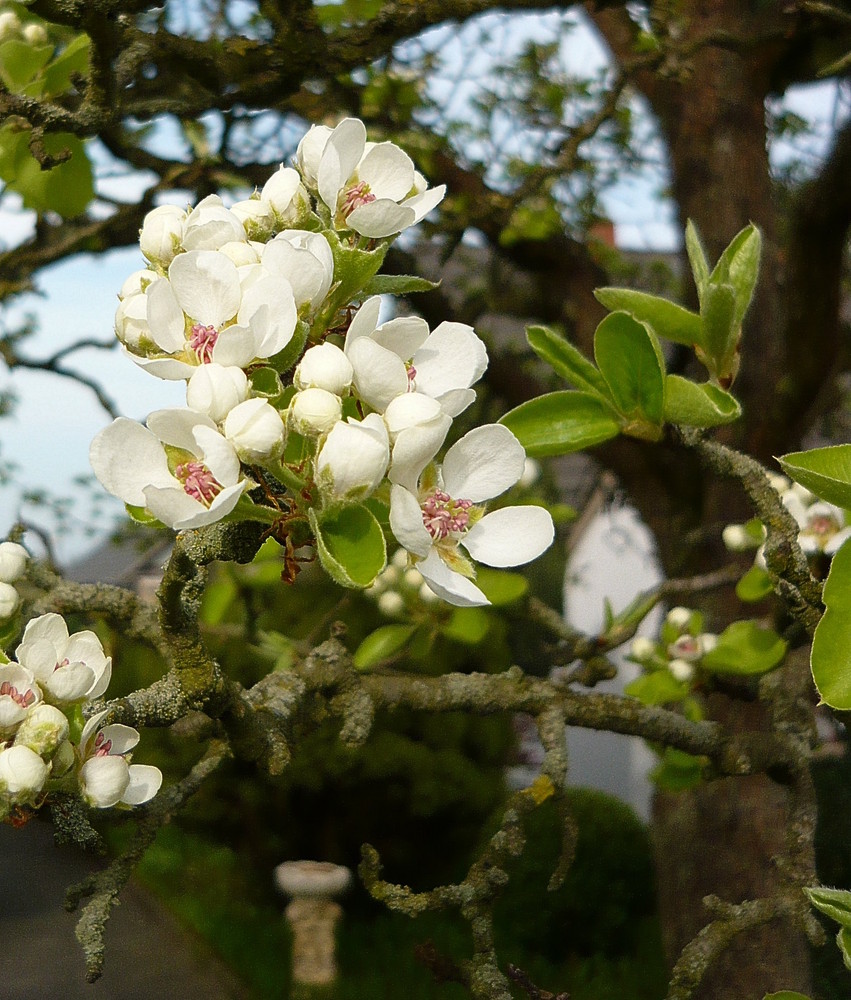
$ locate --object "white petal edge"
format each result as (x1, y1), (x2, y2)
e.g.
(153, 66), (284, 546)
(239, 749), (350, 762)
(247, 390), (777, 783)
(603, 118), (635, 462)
(462, 505), (555, 567)
(417, 550), (489, 607)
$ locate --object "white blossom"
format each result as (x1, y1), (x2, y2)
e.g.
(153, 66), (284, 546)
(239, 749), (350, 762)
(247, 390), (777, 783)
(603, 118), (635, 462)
(312, 118), (445, 238)
(17, 613), (112, 705)
(0, 663), (41, 738)
(90, 411), (247, 530)
(186, 364), (249, 423)
(0, 582), (20, 619)
(260, 166), (310, 224)
(345, 296), (487, 415)
(260, 230), (334, 313)
(389, 424), (554, 606)
(181, 194), (246, 251)
(78, 710), (162, 809)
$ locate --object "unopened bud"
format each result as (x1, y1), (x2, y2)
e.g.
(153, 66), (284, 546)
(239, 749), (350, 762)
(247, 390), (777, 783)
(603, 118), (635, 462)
(0, 542), (28, 584)
(14, 703), (69, 757)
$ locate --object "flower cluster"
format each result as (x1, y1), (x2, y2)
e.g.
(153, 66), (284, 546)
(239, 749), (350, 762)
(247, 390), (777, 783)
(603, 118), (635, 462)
(0, 613), (161, 819)
(723, 475), (851, 585)
(365, 547), (440, 619)
(92, 117), (554, 605)
(629, 607), (718, 689)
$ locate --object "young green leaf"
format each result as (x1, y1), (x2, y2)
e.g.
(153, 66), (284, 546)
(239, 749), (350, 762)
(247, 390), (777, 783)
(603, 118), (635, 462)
(663, 376), (741, 427)
(709, 223), (761, 329)
(526, 325), (610, 397)
(362, 274), (439, 296)
(594, 288), (702, 348)
(625, 671), (690, 706)
(805, 886), (851, 930)
(500, 391), (621, 457)
(475, 568), (529, 606)
(701, 620), (786, 676)
(309, 503), (386, 588)
(441, 606), (490, 645)
(685, 220), (710, 306)
(353, 624), (417, 670)
(700, 282), (737, 371)
(593, 311), (666, 432)
(778, 444), (851, 510)
(810, 538), (851, 708)
(735, 565), (773, 603)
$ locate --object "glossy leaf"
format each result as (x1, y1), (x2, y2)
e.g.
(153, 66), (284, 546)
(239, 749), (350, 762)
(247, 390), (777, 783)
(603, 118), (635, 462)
(526, 324), (610, 397)
(309, 503), (386, 588)
(701, 620), (787, 676)
(664, 376), (741, 427)
(778, 444), (851, 510)
(810, 538), (851, 708)
(593, 311), (665, 428)
(594, 288), (702, 348)
(500, 391), (621, 457)
(353, 624), (417, 669)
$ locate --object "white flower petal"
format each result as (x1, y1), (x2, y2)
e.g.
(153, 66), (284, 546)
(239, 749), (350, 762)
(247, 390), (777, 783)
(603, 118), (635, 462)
(130, 355), (197, 380)
(143, 485), (206, 528)
(413, 322), (488, 398)
(192, 425), (241, 485)
(388, 414), (451, 493)
(123, 764), (163, 805)
(357, 142), (415, 201)
(146, 278), (187, 353)
(417, 550), (489, 607)
(147, 409), (217, 455)
(389, 485), (432, 558)
(318, 118), (366, 211)
(90, 418), (176, 506)
(81, 755), (130, 808)
(347, 200), (416, 238)
(169, 251), (241, 327)
(371, 316), (429, 359)
(99, 723), (141, 756)
(442, 424), (526, 502)
(463, 506), (554, 567)
(383, 392), (442, 436)
(344, 296), (382, 349)
(210, 325), (258, 369)
(348, 338), (408, 412)
(435, 388), (477, 418)
(45, 661), (96, 703)
(403, 184), (446, 223)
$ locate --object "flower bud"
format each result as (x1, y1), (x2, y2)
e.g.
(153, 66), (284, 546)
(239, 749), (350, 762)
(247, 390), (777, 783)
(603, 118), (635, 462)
(139, 205), (186, 267)
(51, 739), (75, 777)
(378, 591), (405, 618)
(114, 290), (152, 350)
(80, 754), (130, 809)
(182, 195), (246, 251)
(0, 581), (20, 619)
(296, 125), (332, 188)
(119, 268), (158, 299)
(229, 197), (276, 240)
(722, 524), (752, 552)
(14, 703), (69, 757)
(0, 745), (48, 801)
(315, 414), (390, 500)
(0, 11), (22, 41)
(665, 606), (692, 632)
(186, 364), (249, 423)
(668, 658), (695, 683)
(699, 633), (718, 655)
(403, 568), (424, 589)
(630, 637), (656, 662)
(218, 240), (260, 267)
(261, 166), (309, 222)
(766, 472), (791, 494)
(294, 343), (353, 395)
(223, 398), (285, 462)
(419, 582), (439, 604)
(22, 22), (48, 45)
(0, 541), (28, 584)
(289, 388), (342, 437)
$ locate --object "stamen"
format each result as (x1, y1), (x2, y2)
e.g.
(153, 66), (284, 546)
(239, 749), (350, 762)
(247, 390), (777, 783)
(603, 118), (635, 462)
(0, 681), (35, 709)
(422, 490), (474, 540)
(93, 732), (114, 757)
(189, 323), (218, 364)
(341, 181), (376, 218)
(175, 461), (223, 506)
(53, 657), (70, 673)
(406, 364), (417, 391)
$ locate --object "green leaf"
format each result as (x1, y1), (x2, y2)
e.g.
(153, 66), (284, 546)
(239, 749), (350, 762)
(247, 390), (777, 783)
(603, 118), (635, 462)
(248, 366), (284, 400)
(500, 391), (621, 457)
(0, 38), (52, 91)
(763, 992), (812, 999)
(700, 282), (737, 370)
(309, 503), (386, 588)
(267, 319), (309, 375)
(124, 503), (164, 528)
(778, 444), (851, 510)
(325, 229), (389, 308)
(701, 620), (787, 676)
(810, 538), (851, 708)
(362, 274), (439, 296)
(201, 575), (239, 626)
(710, 223), (761, 329)
(475, 568), (529, 606)
(441, 606), (490, 645)
(2, 131), (94, 217)
(594, 288), (702, 348)
(625, 670), (690, 706)
(838, 927), (851, 973)
(526, 325), (610, 397)
(735, 565), (774, 603)
(353, 624), (417, 670)
(41, 33), (90, 96)
(593, 311), (665, 431)
(685, 220), (709, 305)
(663, 376), (741, 427)
(805, 886), (851, 930)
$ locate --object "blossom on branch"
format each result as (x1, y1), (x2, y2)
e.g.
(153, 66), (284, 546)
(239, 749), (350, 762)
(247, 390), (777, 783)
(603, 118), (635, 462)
(78, 711), (162, 809)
